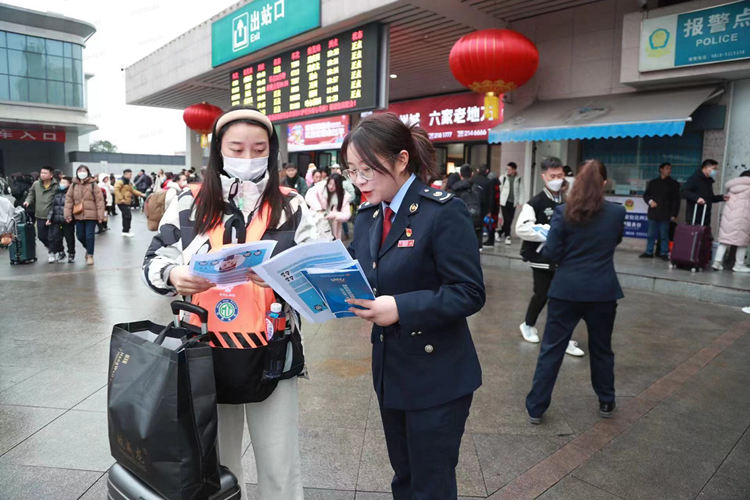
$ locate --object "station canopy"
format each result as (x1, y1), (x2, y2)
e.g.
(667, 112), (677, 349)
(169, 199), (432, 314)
(488, 86), (723, 143)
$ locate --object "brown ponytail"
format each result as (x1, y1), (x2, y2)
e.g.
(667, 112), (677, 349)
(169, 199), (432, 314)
(341, 113), (436, 183)
(564, 159), (607, 225)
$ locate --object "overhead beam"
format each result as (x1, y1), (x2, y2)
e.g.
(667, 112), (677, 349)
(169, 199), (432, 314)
(406, 0), (506, 29)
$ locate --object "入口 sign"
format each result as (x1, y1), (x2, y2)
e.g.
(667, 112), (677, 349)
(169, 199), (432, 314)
(640, 0), (750, 71)
(212, 0), (320, 67)
(0, 129), (66, 143)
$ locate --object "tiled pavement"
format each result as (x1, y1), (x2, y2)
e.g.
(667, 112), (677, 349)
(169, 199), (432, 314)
(0, 212), (748, 499)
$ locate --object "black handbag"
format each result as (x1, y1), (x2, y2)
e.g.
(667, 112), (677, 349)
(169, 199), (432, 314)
(108, 301), (221, 500)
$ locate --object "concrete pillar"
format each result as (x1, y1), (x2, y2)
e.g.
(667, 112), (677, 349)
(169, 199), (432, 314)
(276, 124), (288, 166)
(523, 140), (533, 204)
(185, 127), (204, 171)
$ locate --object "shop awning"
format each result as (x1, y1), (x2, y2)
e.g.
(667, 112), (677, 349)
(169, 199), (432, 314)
(488, 86), (723, 144)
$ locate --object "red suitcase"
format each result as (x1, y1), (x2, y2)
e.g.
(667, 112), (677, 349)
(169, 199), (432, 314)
(670, 205), (712, 272)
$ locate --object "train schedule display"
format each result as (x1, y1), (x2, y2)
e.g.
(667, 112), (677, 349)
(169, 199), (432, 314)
(230, 23), (387, 122)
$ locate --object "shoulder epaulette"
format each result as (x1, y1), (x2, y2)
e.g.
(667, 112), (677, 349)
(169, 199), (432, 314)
(418, 186), (454, 203)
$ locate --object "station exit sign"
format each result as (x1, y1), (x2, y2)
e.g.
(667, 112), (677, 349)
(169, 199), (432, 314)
(212, 0), (320, 67)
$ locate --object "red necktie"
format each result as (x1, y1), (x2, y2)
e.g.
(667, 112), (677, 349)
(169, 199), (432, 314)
(380, 207), (394, 248)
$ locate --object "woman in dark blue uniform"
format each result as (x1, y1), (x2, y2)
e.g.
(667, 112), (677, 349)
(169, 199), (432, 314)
(343, 113), (485, 499)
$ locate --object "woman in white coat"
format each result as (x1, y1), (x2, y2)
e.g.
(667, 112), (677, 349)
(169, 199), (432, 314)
(713, 171), (750, 272)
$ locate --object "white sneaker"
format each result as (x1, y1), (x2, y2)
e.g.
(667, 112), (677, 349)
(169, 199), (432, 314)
(712, 261), (723, 271)
(123, 231), (135, 237)
(505, 236), (512, 245)
(566, 340), (585, 357)
(743, 306), (750, 314)
(732, 265), (750, 273)
(48, 253), (56, 263)
(520, 323), (540, 343)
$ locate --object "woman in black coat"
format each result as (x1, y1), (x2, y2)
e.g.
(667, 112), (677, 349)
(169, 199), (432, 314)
(526, 159), (626, 423)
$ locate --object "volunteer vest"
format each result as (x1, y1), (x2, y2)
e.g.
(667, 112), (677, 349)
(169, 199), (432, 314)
(187, 187), (295, 348)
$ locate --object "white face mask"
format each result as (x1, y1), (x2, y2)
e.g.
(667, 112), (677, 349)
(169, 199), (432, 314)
(222, 155), (269, 182)
(77, 171), (88, 180)
(545, 178), (564, 192)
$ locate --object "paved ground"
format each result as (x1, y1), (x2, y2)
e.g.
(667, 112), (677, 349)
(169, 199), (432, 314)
(0, 211), (749, 499)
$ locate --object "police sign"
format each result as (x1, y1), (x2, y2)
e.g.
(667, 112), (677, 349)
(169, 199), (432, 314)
(640, 0), (750, 71)
(212, 0), (321, 67)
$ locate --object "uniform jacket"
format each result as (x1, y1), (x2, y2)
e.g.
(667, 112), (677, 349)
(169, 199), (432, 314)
(499, 174), (524, 206)
(516, 188), (564, 269)
(348, 180), (485, 411)
(542, 202), (625, 302)
(643, 176), (681, 221)
(25, 178), (58, 219)
(718, 176), (750, 247)
(47, 187), (69, 224)
(64, 176), (105, 221)
(114, 179), (144, 205)
(681, 170), (724, 225)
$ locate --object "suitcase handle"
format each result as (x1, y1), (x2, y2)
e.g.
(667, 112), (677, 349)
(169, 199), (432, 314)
(691, 204), (707, 226)
(170, 300), (208, 334)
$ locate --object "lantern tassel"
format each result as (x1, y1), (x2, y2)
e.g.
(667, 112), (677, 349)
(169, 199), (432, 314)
(200, 133), (209, 149)
(484, 92), (500, 121)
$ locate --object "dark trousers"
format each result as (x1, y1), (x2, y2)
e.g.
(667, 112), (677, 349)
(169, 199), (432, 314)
(106, 204), (116, 216)
(118, 204), (132, 232)
(48, 222), (75, 255)
(526, 299), (617, 418)
(35, 217), (50, 249)
(474, 226), (483, 249)
(500, 202), (516, 237)
(75, 220), (96, 255)
(380, 393), (472, 500)
(646, 219), (670, 256)
(525, 268), (555, 327)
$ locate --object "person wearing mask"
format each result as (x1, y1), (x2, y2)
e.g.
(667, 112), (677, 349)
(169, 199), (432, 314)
(681, 159), (729, 229)
(713, 170), (750, 272)
(325, 173), (352, 240)
(516, 157), (584, 357)
(64, 165), (105, 265)
(641, 162), (681, 260)
(343, 113), (484, 499)
(143, 106), (322, 500)
(23, 166), (58, 262)
(46, 176), (76, 263)
(498, 162), (524, 245)
(281, 163), (307, 196)
(526, 160), (625, 424)
(114, 169), (146, 237)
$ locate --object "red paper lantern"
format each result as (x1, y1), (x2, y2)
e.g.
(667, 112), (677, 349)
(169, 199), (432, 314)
(183, 102), (223, 148)
(449, 29), (539, 120)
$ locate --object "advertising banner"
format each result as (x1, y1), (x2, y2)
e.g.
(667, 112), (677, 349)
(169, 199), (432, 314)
(287, 115), (349, 152)
(380, 93), (503, 143)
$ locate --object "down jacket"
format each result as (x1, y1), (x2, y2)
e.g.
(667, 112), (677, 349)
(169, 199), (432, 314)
(64, 176), (105, 221)
(718, 176), (750, 247)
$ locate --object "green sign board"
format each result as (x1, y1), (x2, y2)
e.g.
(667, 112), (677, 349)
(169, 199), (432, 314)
(212, 0), (321, 67)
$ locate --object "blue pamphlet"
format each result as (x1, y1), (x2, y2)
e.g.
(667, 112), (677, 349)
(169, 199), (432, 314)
(301, 263), (375, 318)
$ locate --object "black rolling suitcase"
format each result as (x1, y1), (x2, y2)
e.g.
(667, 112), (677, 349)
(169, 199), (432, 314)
(107, 463), (240, 500)
(9, 208), (36, 265)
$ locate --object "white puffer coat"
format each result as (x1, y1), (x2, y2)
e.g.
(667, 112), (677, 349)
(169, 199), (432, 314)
(718, 176), (750, 247)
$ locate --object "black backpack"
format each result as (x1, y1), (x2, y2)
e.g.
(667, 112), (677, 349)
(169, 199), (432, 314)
(457, 183), (483, 227)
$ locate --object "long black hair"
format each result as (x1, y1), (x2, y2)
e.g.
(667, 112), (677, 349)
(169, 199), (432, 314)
(194, 106), (290, 235)
(340, 113), (436, 183)
(327, 173), (346, 211)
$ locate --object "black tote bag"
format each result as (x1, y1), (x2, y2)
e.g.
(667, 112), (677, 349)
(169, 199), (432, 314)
(107, 301), (221, 500)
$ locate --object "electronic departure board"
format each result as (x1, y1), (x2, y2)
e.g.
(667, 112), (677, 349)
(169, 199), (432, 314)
(230, 23), (387, 123)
